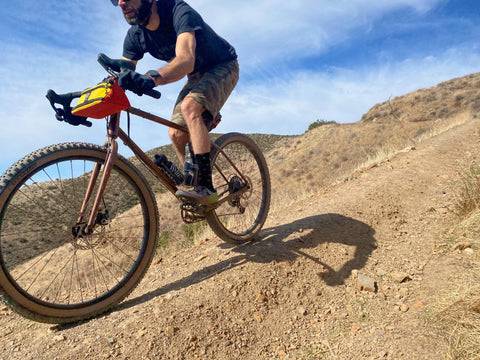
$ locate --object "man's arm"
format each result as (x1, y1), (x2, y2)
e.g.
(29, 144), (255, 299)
(152, 31), (196, 86)
(122, 58), (138, 70)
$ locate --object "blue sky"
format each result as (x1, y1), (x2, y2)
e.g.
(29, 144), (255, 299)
(0, 0), (479, 174)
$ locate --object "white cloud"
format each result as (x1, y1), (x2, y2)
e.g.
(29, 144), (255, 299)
(193, 0), (446, 70)
(220, 48), (480, 135)
(0, 0), (475, 175)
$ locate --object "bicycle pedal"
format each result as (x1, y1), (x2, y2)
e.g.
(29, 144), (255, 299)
(180, 202), (198, 212)
(180, 203), (205, 223)
(179, 198), (217, 212)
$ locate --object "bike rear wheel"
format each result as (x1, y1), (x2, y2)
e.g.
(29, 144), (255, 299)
(206, 133), (271, 244)
(0, 143), (158, 323)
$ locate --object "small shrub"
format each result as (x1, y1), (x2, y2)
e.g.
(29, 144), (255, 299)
(469, 97), (480, 112)
(182, 221), (208, 244)
(157, 230), (172, 249)
(438, 106), (450, 118)
(306, 119), (336, 132)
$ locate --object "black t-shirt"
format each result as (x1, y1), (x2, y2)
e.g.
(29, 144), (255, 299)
(123, 0), (237, 74)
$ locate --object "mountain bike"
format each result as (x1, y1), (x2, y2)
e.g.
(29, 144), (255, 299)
(0, 54), (271, 324)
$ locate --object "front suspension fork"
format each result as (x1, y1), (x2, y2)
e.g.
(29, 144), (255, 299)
(76, 114), (120, 234)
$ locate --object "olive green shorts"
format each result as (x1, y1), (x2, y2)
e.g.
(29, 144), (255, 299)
(171, 59), (239, 127)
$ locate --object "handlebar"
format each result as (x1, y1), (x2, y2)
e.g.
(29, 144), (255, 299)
(46, 53), (161, 127)
(46, 89), (92, 127)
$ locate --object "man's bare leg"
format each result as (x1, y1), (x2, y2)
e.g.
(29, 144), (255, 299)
(180, 96), (211, 155)
(168, 96), (210, 163)
(168, 127), (189, 165)
(174, 96), (218, 203)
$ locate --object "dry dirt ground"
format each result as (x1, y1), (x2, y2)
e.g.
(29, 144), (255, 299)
(1, 116), (480, 358)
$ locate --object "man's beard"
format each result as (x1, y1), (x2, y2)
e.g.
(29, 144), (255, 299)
(124, 0), (152, 26)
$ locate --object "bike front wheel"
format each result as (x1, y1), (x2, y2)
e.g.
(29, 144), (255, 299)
(206, 133), (271, 244)
(0, 143), (158, 323)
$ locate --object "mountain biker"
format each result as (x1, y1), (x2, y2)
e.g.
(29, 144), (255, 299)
(110, 0), (239, 205)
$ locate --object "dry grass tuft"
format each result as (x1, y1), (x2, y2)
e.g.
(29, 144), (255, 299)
(427, 167), (480, 359)
(452, 164), (480, 218)
(429, 290), (480, 360)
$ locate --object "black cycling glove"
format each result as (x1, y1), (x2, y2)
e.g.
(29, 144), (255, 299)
(118, 70), (155, 96)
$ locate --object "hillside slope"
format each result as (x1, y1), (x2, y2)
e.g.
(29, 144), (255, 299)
(1, 118), (479, 359)
(1, 77), (480, 359)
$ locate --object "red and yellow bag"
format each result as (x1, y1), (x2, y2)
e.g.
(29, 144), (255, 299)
(72, 78), (130, 119)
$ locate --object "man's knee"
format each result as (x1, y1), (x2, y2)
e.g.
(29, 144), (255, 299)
(180, 96), (204, 122)
(169, 127), (188, 144)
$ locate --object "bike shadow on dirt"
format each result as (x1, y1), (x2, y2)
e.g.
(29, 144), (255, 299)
(53, 213), (375, 329)
(233, 213), (376, 286)
(116, 213), (376, 313)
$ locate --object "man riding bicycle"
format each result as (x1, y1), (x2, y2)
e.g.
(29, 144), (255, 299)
(110, 0), (239, 205)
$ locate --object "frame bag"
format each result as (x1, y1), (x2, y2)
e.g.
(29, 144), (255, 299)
(72, 78), (130, 119)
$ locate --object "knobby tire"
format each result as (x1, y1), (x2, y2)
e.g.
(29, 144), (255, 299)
(206, 133), (271, 244)
(0, 143), (158, 323)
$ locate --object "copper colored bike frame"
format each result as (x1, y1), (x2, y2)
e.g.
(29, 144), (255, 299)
(78, 106), (249, 231)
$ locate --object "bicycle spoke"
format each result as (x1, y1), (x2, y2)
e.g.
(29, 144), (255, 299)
(35, 249), (74, 299)
(13, 246), (60, 284)
(41, 251), (76, 301)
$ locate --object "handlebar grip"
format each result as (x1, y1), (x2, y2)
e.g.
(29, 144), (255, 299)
(144, 89), (161, 99)
(97, 53), (112, 72)
(97, 53), (135, 73)
(46, 89), (82, 107)
(46, 89), (92, 127)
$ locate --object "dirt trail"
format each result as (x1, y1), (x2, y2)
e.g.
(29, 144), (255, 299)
(1, 118), (480, 359)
